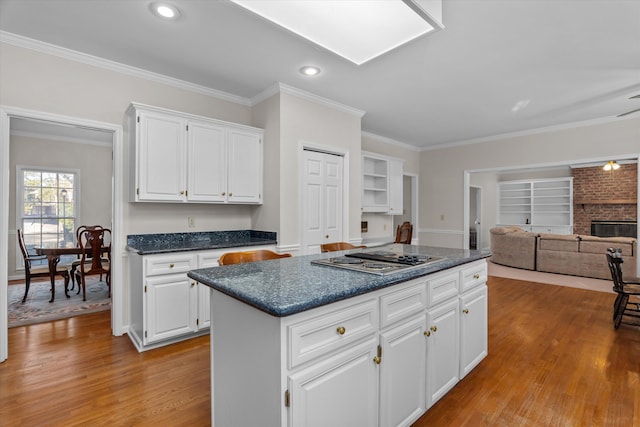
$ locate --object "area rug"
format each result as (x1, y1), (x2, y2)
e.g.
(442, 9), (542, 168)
(8, 276), (111, 328)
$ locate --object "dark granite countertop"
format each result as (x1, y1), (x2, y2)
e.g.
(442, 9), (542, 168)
(126, 230), (277, 255)
(188, 244), (491, 317)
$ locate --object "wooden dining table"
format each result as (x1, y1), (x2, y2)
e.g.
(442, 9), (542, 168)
(34, 246), (109, 302)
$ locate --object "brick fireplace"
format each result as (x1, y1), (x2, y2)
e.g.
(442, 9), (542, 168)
(572, 163), (638, 235)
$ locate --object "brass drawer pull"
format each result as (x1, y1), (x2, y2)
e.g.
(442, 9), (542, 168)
(430, 326), (437, 332)
(424, 330), (431, 337)
(463, 308), (469, 314)
(473, 273), (480, 279)
(336, 326), (346, 335)
(169, 263), (175, 268)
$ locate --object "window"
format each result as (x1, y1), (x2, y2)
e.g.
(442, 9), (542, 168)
(17, 166), (79, 268)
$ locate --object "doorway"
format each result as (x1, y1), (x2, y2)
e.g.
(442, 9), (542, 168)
(469, 186), (482, 250)
(393, 173), (419, 244)
(1, 106), (124, 362)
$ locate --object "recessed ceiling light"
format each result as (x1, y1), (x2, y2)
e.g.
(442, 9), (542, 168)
(300, 66), (321, 76)
(150, 2), (181, 20)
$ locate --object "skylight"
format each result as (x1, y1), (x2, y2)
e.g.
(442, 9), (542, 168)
(229, 0), (443, 65)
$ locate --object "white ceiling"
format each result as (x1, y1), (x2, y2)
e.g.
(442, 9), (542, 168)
(1, 0), (639, 149)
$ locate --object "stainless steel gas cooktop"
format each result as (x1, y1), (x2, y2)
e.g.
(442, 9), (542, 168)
(311, 249), (445, 276)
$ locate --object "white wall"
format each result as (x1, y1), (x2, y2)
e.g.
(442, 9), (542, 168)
(420, 117), (640, 248)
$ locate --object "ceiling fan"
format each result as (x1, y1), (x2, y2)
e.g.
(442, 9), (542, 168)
(617, 94), (640, 117)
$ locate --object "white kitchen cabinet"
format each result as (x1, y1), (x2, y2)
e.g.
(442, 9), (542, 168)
(459, 285), (488, 379)
(288, 337), (379, 427)
(128, 245), (276, 351)
(128, 102), (263, 204)
(425, 298), (460, 408)
(145, 272), (198, 343)
(379, 314), (427, 427)
(362, 152), (403, 214)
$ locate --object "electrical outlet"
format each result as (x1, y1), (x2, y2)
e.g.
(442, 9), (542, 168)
(440, 214), (445, 221)
(188, 217), (195, 227)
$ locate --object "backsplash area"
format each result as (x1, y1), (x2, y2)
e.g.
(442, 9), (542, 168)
(572, 164), (637, 235)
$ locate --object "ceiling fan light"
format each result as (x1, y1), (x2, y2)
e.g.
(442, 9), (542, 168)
(603, 161), (620, 171)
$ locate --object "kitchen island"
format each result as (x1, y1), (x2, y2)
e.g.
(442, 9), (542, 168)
(188, 244), (490, 427)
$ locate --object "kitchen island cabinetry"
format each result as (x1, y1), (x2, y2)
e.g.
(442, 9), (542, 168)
(189, 246), (489, 426)
(127, 102), (263, 204)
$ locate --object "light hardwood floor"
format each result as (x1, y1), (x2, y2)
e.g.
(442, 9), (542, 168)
(1, 276), (638, 426)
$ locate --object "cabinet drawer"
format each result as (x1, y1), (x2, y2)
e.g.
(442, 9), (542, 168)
(380, 281), (427, 329)
(427, 272), (459, 307)
(144, 254), (196, 277)
(288, 299), (378, 369)
(459, 262), (487, 294)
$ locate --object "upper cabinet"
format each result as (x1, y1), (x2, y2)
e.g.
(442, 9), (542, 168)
(128, 103), (263, 204)
(362, 151), (403, 214)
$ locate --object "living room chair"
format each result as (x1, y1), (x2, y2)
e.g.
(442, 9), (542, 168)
(218, 249), (291, 266)
(606, 248), (640, 329)
(394, 221), (413, 244)
(75, 227), (111, 301)
(320, 242), (367, 253)
(17, 229), (70, 303)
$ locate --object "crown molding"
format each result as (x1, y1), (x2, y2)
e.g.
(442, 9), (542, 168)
(361, 131), (420, 152)
(252, 82), (366, 118)
(0, 31), (251, 106)
(419, 114), (640, 152)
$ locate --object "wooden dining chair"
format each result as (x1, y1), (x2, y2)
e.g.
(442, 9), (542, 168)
(606, 248), (640, 329)
(69, 225), (108, 290)
(17, 229), (70, 303)
(75, 227), (111, 301)
(394, 221), (413, 244)
(320, 242), (367, 253)
(218, 249), (291, 266)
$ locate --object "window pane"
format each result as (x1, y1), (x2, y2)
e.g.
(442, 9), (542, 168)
(24, 171), (41, 186)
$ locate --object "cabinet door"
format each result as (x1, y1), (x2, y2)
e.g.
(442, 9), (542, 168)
(145, 274), (197, 344)
(227, 129), (262, 203)
(288, 338), (378, 427)
(379, 314), (427, 427)
(460, 285), (488, 379)
(137, 110), (186, 201)
(187, 121), (227, 202)
(425, 298), (459, 408)
(197, 283), (211, 330)
(388, 158), (403, 215)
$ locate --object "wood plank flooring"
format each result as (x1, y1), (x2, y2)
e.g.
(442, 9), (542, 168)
(1, 276), (638, 426)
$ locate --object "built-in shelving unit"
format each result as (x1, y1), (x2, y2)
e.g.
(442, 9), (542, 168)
(361, 152), (403, 214)
(498, 177), (573, 234)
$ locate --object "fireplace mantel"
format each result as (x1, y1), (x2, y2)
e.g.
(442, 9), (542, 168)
(574, 199), (637, 205)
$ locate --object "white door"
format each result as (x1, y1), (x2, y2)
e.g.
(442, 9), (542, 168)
(187, 121), (226, 202)
(302, 150), (344, 254)
(137, 110), (185, 201)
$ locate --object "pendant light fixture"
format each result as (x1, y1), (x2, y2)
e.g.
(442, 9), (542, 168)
(603, 160), (620, 171)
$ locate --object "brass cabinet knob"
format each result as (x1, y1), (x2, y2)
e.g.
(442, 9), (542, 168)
(430, 326), (437, 332)
(473, 273), (480, 279)
(222, 192), (226, 196)
(325, 235), (329, 239)
(191, 282), (195, 287)
(463, 308), (469, 314)
(373, 356), (381, 365)
(169, 263), (174, 268)
(424, 330), (431, 337)
(229, 193), (233, 196)
(180, 191), (185, 195)
(336, 326), (346, 335)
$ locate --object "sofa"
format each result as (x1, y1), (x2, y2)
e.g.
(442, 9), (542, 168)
(490, 226), (637, 280)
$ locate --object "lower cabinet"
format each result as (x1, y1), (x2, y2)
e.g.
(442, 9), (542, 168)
(460, 285), (488, 378)
(288, 338), (379, 427)
(128, 245), (274, 351)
